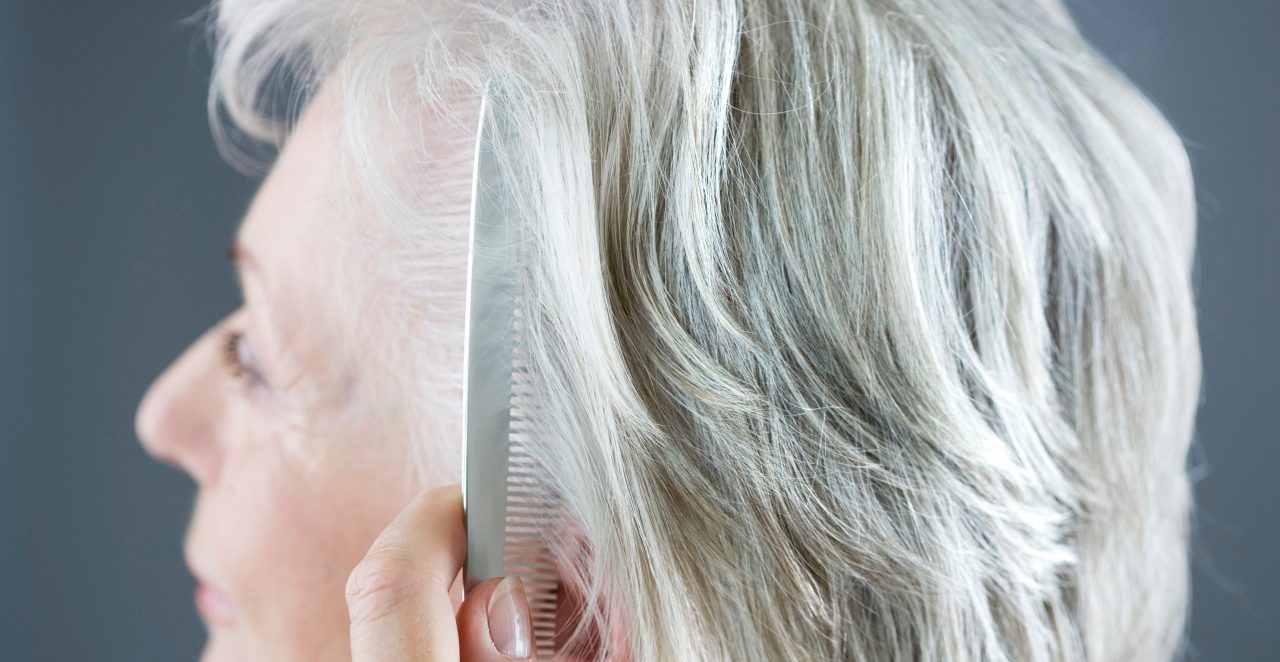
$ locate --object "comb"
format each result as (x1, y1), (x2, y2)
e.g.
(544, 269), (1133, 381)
(461, 87), (559, 658)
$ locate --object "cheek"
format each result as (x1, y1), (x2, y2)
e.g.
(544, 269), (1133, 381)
(204, 427), (416, 660)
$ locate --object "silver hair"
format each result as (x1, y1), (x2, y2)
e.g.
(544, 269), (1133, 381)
(208, 0), (1201, 659)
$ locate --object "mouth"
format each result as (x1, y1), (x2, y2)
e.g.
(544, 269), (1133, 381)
(195, 581), (240, 627)
(185, 547), (240, 628)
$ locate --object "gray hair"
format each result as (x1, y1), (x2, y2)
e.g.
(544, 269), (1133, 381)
(208, 0), (1201, 659)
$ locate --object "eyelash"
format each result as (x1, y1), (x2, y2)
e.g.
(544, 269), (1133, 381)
(219, 327), (266, 392)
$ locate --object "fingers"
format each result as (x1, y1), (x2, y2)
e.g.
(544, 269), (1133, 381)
(457, 576), (537, 661)
(347, 485), (467, 662)
(345, 483), (537, 661)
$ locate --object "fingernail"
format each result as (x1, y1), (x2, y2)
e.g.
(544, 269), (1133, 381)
(487, 576), (532, 658)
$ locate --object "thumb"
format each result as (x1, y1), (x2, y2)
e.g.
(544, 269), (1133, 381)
(457, 576), (538, 661)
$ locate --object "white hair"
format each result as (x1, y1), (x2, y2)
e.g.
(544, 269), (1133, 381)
(206, 0), (1201, 659)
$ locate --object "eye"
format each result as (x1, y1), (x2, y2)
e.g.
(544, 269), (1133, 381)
(219, 327), (268, 393)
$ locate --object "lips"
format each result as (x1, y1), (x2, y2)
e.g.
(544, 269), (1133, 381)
(195, 580), (240, 627)
(185, 546), (240, 627)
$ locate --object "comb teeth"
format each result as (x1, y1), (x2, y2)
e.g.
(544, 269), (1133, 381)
(503, 305), (560, 659)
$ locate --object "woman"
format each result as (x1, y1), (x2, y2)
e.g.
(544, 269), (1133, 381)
(135, 0), (1201, 660)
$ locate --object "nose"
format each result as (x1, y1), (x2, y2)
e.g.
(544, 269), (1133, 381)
(135, 324), (231, 487)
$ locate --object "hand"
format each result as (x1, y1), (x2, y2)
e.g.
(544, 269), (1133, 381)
(345, 485), (536, 661)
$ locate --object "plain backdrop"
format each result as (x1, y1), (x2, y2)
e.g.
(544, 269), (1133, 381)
(1, 1), (1275, 659)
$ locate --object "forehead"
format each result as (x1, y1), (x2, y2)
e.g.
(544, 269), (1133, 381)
(237, 88), (344, 273)
(237, 79), (481, 284)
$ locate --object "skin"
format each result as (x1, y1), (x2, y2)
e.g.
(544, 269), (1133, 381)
(135, 84), (531, 661)
(345, 485), (536, 661)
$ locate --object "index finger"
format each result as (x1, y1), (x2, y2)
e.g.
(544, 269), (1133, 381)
(346, 484), (467, 661)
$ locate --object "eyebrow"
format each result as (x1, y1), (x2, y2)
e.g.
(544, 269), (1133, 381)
(226, 236), (285, 347)
(226, 237), (263, 283)
(226, 238), (249, 269)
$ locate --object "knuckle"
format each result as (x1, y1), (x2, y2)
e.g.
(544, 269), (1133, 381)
(345, 548), (424, 624)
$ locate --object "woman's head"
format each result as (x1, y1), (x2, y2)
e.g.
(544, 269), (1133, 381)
(134, 81), (469, 659)
(138, 0), (1200, 660)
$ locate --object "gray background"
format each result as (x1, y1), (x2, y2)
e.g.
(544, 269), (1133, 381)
(1, 1), (1275, 659)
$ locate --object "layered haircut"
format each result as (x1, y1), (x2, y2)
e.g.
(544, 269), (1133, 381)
(207, 0), (1201, 659)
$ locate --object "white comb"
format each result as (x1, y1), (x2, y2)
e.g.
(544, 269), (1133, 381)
(460, 86), (560, 659)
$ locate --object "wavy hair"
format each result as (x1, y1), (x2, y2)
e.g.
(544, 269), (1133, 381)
(207, 0), (1201, 659)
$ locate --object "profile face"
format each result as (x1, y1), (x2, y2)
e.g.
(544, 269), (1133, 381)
(134, 85), (457, 661)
